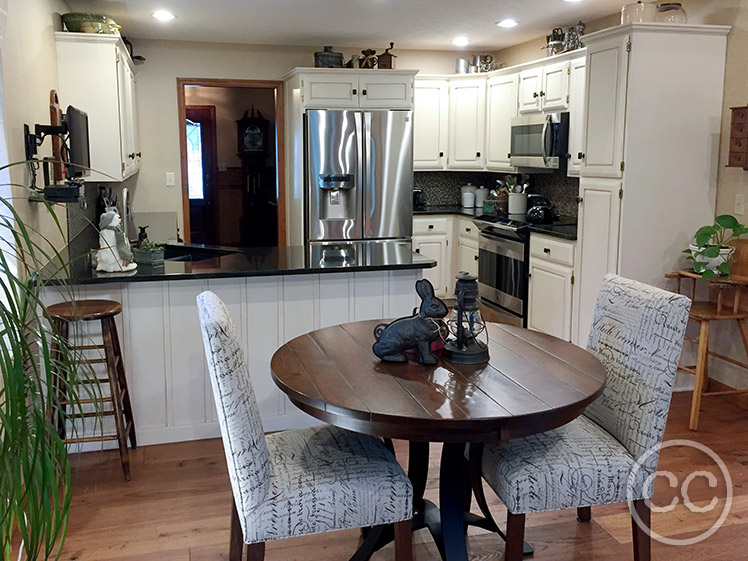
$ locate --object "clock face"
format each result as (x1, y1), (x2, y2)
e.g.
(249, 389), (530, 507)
(243, 125), (263, 151)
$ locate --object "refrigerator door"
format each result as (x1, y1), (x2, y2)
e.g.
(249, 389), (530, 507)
(306, 109), (363, 242)
(363, 110), (413, 240)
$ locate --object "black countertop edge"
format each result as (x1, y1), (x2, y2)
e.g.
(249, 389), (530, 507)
(50, 243), (437, 286)
(415, 206), (578, 240)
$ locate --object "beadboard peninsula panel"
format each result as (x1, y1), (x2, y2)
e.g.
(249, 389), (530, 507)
(47, 269), (423, 448)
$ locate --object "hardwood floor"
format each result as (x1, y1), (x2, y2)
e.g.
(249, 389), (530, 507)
(60, 392), (748, 561)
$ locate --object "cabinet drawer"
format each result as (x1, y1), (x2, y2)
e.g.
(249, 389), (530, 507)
(530, 235), (575, 267)
(732, 123), (748, 139)
(458, 219), (479, 241)
(729, 152), (748, 168)
(732, 106), (748, 124)
(731, 138), (748, 153)
(414, 217), (449, 235)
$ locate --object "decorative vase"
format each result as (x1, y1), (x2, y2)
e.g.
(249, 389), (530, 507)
(689, 244), (734, 275)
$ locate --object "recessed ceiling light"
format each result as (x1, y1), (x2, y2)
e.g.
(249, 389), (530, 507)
(562, 0), (584, 3)
(452, 36), (470, 47)
(497, 19), (518, 28)
(152, 9), (175, 21)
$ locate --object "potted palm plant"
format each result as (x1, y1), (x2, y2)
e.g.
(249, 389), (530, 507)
(1, 161), (96, 560)
(688, 214), (748, 278)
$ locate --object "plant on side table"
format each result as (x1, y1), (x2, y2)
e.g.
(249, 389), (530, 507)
(687, 214), (748, 278)
(132, 238), (164, 265)
(1, 164), (96, 561)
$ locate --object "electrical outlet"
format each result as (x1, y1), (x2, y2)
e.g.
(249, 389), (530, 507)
(736, 193), (745, 215)
(165, 172), (175, 187)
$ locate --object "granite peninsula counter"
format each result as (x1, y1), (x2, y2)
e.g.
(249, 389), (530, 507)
(48, 242), (434, 449)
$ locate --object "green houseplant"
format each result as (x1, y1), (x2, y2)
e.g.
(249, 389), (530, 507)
(0, 161), (96, 561)
(688, 214), (748, 278)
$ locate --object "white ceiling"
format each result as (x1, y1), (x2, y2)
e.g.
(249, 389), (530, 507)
(64, 0), (625, 51)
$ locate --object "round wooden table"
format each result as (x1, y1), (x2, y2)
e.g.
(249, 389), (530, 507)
(271, 320), (606, 561)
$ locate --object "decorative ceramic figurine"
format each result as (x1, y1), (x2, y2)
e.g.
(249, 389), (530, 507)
(96, 207), (137, 273)
(372, 279), (448, 365)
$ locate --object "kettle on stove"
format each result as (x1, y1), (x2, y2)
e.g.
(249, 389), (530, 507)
(525, 195), (555, 224)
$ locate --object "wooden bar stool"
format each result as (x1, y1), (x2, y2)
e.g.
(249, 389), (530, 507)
(48, 299), (136, 480)
(667, 240), (748, 431)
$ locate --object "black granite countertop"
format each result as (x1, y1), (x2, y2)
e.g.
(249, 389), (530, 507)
(414, 206), (577, 240)
(57, 242), (435, 285)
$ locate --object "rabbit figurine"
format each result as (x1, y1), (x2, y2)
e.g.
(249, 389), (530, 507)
(372, 279), (449, 365)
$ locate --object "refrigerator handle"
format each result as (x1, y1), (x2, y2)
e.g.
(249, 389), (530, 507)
(363, 111), (372, 213)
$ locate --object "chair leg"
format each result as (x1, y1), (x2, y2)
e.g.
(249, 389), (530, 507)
(577, 506), (591, 522)
(230, 500), (244, 561)
(631, 499), (651, 561)
(107, 317), (137, 448)
(394, 519), (413, 561)
(101, 317), (131, 480)
(505, 511), (526, 561)
(246, 543), (265, 561)
(689, 320), (710, 431)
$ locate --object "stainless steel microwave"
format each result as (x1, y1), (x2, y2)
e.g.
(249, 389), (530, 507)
(509, 112), (569, 170)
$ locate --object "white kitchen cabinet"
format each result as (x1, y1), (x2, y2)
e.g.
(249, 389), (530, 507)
(300, 70), (415, 109)
(573, 24), (728, 345)
(540, 61), (570, 112)
(580, 33), (630, 179)
(456, 216), (480, 277)
(448, 79), (486, 169)
(458, 240), (479, 277)
(485, 74), (518, 172)
(55, 33), (140, 182)
(567, 57), (587, 177)
(528, 233), (575, 342)
(414, 236), (449, 297)
(413, 79), (448, 170)
(518, 67), (542, 113)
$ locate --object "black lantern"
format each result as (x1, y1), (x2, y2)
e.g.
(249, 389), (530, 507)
(442, 272), (490, 364)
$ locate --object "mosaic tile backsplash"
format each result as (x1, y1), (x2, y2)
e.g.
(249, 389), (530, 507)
(415, 170), (580, 218)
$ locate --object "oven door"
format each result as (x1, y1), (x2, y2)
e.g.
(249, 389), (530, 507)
(478, 231), (527, 320)
(509, 113), (561, 169)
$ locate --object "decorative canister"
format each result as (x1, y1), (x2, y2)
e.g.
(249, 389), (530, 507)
(621, 1), (657, 24)
(456, 58), (470, 74)
(314, 46), (344, 68)
(656, 2), (687, 23)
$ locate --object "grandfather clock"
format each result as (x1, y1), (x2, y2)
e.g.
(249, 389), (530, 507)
(236, 107), (276, 247)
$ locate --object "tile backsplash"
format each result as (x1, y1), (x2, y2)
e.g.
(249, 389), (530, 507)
(415, 170), (580, 218)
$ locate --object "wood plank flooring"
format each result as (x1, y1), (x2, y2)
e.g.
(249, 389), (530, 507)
(59, 392), (748, 561)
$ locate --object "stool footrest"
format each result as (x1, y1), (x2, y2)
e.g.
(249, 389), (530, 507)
(63, 434), (119, 444)
(60, 397), (114, 406)
(74, 344), (106, 351)
(67, 409), (115, 419)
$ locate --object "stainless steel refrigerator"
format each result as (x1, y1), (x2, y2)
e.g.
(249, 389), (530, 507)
(305, 109), (413, 247)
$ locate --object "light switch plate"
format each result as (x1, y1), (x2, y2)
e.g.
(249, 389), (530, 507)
(736, 193), (745, 215)
(165, 172), (175, 187)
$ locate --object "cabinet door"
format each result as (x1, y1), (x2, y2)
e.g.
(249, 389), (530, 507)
(359, 74), (413, 109)
(302, 74), (359, 108)
(582, 34), (630, 179)
(448, 79), (486, 169)
(574, 178), (622, 345)
(518, 68), (542, 113)
(458, 240), (479, 277)
(541, 61), (570, 112)
(528, 258), (573, 341)
(129, 67), (140, 172)
(485, 74), (518, 171)
(413, 80), (448, 170)
(414, 236), (448, 297)
(567, 58), (586, 177)
(116, 50), (132, 179)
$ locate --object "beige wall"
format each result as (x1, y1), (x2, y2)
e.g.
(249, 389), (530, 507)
(131, 38), (462, 233)
(2, 0), (69, 254)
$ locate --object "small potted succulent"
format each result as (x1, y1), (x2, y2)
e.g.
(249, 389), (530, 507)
(687, 214), (748, 278)
(132, 238), (165, 265)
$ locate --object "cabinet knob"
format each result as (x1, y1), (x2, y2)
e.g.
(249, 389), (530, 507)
(474, 255), (479, 261)
(466, 227), (471, 232)
(136, 152), (142, 158)
(415, 248), (420, 253)
(578, 152), (585, 160)
(576, 196), (584, 205)
(507, 153), (511, 159)
(539, 91), (546, 97)
(428, 224), (434, 229)
(439, 151), (444, 157)
(352, 88), (357, 95)
(533, 92), (539, 98)
(362, 89), (367, 95)
(476, 152), (481, 157)
(544, 248), (551, 254)
(128, 153), (135, 159)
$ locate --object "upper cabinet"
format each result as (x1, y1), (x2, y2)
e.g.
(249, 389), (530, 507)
(448, 78), (486, 170)
(485, 74), (518, 172)
(518, 61), (570, 114)
(567, 57), (587, 176)
(299, 70), (415, 109)
(55, 33), (140, 182)
(413, 79), (448, 170)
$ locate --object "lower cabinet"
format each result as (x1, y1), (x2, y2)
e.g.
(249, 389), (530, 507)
(458, 240), (479, 277)
(413, 235), (449, 297)
(528, 233), (576, 342)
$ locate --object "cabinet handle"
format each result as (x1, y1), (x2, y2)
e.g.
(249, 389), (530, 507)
(352, 88), (357, 95)
(439, 151), (444, 157)
(415, 248), (420, 253)
(578, 152), (585, 160)
(474, 255), (479, 261)
(507, 153), (511, 159)
(576, 196), (584, 205)
(128, 153), (135, 159)
(533, 92), (539, 98)
(466, 227), (471, 232)
(428, 224), (434, 230)
(476, 152), (481, 157)
(539, 91), (546, 97)
(362, 89), (367, 95)
(136, 152), (142, 158)
(543, 248), (551, 254)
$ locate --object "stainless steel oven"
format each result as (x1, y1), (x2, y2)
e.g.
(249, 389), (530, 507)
(474, 218), (530, 327)
(509, 112), (569, 170)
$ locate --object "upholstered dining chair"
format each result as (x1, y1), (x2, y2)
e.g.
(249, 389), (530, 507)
(197, 291), (414, 561)
(478, 274), (691, 561)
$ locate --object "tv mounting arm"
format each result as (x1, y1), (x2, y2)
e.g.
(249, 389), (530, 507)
(24, 119), (83, 203)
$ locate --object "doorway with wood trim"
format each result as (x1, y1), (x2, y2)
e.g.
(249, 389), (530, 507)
(177, 78), (285, 247)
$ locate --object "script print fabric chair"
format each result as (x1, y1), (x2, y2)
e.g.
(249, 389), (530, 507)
(197, 291), (413, 561)
(480, 275), (691, 561)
